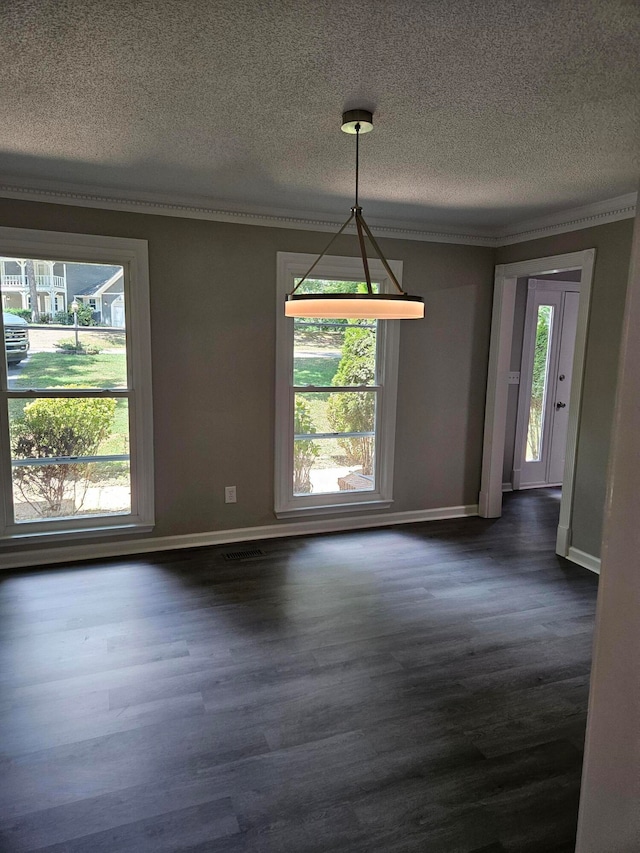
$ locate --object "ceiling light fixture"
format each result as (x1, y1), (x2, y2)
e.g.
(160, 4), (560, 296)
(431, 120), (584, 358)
(285, 109), (424, 320)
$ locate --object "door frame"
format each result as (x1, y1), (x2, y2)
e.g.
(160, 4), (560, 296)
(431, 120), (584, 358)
(479, 249), (595, 559)
(513, 279), (581, 490)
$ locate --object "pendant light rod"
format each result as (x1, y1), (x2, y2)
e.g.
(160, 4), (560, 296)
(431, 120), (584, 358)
(289, 211), (355, 294)
(353, 122), (370, 295)
(358, 213), (405, 295)
(355, 208), (374, 295)
(354, 122), (360, 207)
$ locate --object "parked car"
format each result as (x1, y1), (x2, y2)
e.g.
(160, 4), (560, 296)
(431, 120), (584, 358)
(3, 312), (30, 365)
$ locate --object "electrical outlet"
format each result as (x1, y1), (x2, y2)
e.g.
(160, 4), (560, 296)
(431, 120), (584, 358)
(224, 486), (237, 504)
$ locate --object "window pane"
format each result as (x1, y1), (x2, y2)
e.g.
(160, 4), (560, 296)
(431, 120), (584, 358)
(12, 461), (131, 522)
(293, 278), (377, 387)
(526, 304), (554, 462)
(293, 437), (376, 496)
(1, 258), (127, 390)
(9, 396), (130, 522)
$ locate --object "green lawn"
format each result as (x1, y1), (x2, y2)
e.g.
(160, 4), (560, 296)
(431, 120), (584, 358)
(293, 356), (340, 433)
(293, 356), (339, 387)
(12, 352), (127, 390)
(10, 352), (129, 455)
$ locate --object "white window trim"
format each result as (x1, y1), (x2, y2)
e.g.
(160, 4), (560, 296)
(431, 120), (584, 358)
(275, 251), (401, 518)
(0, 226), (154, 540)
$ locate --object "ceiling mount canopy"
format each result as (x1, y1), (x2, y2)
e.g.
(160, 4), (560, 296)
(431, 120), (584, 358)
(285, 109), (424, 320)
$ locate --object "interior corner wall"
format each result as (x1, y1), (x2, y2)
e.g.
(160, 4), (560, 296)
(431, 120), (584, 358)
(574, 202), (640, 853)
(497, 219), (635, 558)
(0, 198), (495, 561)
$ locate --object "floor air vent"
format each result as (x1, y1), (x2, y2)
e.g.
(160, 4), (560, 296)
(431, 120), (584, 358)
(223, 548), (265, 561)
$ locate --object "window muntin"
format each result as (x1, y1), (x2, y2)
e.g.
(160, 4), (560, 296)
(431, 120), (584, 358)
(276, 254), (400, 517)
(0, 230), (153, 538)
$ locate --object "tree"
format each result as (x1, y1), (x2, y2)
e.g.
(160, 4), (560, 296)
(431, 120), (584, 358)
(293, 396), (319, 493)
(25, 259), (40, 323)
(293, 280), (373, 327)
(11, 397), (116, 516)
(327, 323), (376, 474)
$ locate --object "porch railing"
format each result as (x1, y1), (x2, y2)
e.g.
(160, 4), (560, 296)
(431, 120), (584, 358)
(1, 274), (66, 291)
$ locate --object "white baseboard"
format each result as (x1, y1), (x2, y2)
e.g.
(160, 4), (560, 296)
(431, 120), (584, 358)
(502, 482), (513, 492)
(567, 546), (601, 575)
(0, 504), (479, 571)
(556, 523), (571, 557)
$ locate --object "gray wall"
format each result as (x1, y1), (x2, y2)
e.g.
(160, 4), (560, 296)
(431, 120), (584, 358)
(0, 198), (495, 555)
(1, 199), (633, 562)
(497, 219), (635, 557)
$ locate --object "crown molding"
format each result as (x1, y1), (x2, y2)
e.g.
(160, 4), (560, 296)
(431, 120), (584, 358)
(0, 180), (635, 248)
(0, 181), (496, 246)
(495, 193), (638, 245)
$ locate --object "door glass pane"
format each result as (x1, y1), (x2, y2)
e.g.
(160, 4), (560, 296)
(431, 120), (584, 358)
(1, 258), (127, 390)
(526, 304), (554, 462)
(9, 397), (130, 522)
(293, 279), (378, 387)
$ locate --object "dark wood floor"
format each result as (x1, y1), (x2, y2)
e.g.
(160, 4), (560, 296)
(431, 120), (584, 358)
(0, 489), (598, 852)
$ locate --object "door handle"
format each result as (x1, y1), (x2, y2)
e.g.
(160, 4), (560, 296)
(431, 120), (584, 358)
(556, 402), (566, 410)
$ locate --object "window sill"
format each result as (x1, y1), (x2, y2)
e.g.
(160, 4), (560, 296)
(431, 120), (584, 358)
(0, 521), (154, 547)
(275, 499), (393, 519)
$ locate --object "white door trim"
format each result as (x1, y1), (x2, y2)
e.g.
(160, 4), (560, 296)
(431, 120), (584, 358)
(513, 281), (581, 490)
(479, 249), (596, 559)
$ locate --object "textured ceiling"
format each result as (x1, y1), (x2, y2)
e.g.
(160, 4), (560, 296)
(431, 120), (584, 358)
(0, 0), (638, 230)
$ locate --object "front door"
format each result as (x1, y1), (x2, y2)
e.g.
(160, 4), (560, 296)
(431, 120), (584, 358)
(514, 280), (580, 489)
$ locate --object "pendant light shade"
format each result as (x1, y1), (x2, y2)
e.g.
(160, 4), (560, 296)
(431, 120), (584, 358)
(285, 293), (424, 319)
(285, 110), (424, 321)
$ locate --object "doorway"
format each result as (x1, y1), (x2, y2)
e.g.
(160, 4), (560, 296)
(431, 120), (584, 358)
(513, 278), (581, 490)
(479, 249), (596, 563)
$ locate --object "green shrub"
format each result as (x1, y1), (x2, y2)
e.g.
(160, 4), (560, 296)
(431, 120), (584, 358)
(11, 397), (116, 516)
(55, 304), (97, 326)
(293, 397), (319, 494)
(327, 324), (376, 475)
(76, 304), (98, 326)
(38, 313), (52, 324)
(54, 338), (101, 355)
(4, 308), (32, 322)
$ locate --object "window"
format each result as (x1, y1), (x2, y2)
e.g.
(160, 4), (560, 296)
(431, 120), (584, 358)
(275, 252), (400, 517)
(0, 227), (154, 539)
